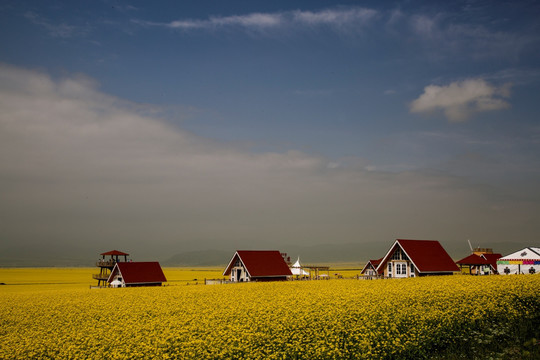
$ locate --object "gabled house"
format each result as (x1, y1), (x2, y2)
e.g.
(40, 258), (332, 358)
(456, 254), (492, 275)
(223, 250), (292, 282)
(497, 247), (540, 275)
(456, 252), (502, 275)
(377, 239), (459, 278)
(482, 253), (502, 274)
(360, 258), (383, 277)
(93, 249), (130, 287)
(107, 262), (167, 287)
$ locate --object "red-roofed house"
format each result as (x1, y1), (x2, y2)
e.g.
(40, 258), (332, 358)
(223, 250), (292, 282)
(93, 249), (131, 287)
(482, 253), (502, 274)
(456, 253), (501, 275)
(107, 262), (167, 287)
(360, 258), (383, 277)
(377, 239), (459, 278)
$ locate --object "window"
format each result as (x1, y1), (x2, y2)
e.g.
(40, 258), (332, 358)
(392, 247), (409, 261)
(396, 264), (406, 275)
(388, 263), (392, 273)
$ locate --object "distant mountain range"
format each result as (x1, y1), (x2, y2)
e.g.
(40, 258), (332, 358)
(161, 242), (394, 267)
(0, 240), (536, 267)
(161, 241), (536, 267)
(162, 250), (232, 267)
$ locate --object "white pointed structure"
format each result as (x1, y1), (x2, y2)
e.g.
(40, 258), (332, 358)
(290, 257), (309, 277)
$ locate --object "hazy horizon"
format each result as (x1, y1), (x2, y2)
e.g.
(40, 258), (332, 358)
(1, 1), (540, 266)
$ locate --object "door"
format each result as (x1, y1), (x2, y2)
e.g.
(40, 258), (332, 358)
(236, 269), (242, 282)
(395, 262), (408, 278)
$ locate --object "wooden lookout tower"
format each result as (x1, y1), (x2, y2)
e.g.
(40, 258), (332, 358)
(93, 250), (130, 287)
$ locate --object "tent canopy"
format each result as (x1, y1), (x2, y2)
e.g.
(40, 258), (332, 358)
(291, 257), (309, 276)
(499, 247), (540, 261)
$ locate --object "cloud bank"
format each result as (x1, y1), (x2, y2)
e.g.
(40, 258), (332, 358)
(134, 7), (377, 33)
(128, 5), (532, 64)
(410, 79), (511, 122)
(0, 64), (537, 257)
(24, 11), (89, 38)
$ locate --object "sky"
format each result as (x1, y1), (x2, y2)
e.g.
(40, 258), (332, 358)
(1, 0), (540, 263)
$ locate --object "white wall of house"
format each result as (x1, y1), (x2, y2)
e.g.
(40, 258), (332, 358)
(498, 263), (539, 275)
(365, 268), (377, 276)
(230, 259), (250, 282)
(382, 247), (417, 278)
(110, 273), (125, 287)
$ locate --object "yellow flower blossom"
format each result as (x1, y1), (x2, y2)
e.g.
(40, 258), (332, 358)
(0, 270), (539, 359)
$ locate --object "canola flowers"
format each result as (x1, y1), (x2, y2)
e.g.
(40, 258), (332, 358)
(1, 274), (539, 359)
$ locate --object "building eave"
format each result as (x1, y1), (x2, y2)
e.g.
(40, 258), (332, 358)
(222, 251), (252, 278)
(376, 240), (422, 273)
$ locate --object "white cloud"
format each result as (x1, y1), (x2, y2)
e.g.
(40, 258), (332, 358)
(24, 11), (89, 38)
(293, 8), (377, 26)
(164, 13), (284, 30)
(410, 14), (438, 39)
(410, 79), (511, 122)
(407, 13), (535, 61)
(135, 7), (377, 33)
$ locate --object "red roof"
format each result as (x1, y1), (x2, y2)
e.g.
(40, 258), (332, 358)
(108, 262), (167, 284)
(456, 254), (490, 265)
(379, 239), (459, 273)
(398, 239), (459, 272)
(361, 258), (383, 274)
(223, 250), (292, 277)
(101, 250), (129, 256)
(370, 258), (382, 267)
(481, 253), (502, 269)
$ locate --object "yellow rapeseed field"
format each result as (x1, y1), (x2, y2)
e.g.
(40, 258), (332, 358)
(0, 267), (225, 291)
(1, 271), (539, 359)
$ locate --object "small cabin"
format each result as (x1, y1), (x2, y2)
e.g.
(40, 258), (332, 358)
(456, 251), (501, 275)
(107, 262), (167, 287)
(223, 250), (292, 282)
(482, 253), (502, 274)
(360, 258), (383, 278)
(93, 250), (130, 287)
(377, 239), (459, 278)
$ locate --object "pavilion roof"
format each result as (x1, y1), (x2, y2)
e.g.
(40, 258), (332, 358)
(456, 253), (490, 265)
(100, 250), (129, 256)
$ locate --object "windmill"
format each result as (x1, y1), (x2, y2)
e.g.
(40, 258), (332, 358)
(467, 239), (474, 252)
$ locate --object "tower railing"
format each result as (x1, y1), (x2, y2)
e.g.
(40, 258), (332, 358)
(96, 260), (115, 267)
(92, 274), (110, 280)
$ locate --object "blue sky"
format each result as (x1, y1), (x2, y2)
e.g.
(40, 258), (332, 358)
(1, 1), (539, 260)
